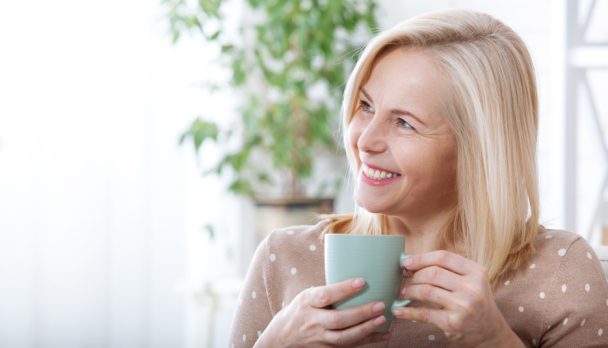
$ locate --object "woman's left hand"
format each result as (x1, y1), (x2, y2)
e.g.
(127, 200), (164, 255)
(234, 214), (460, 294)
(393, 250), (523, 348)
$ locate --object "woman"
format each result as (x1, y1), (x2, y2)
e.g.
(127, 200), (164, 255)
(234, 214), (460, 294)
(229, 9), (608, 347)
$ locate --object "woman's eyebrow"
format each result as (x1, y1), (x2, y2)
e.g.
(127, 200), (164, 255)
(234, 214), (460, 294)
(360, 87), (427, 127)
(360, 87), (373, 102)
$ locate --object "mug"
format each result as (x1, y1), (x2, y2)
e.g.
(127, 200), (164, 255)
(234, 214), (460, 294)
(324, 234), (411, 333)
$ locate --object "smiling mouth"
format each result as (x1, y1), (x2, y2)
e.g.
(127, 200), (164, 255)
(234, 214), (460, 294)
(361, 163), (402, 180)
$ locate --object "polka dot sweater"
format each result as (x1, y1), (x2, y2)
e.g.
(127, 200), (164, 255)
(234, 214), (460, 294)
(228, 220), (608, 347)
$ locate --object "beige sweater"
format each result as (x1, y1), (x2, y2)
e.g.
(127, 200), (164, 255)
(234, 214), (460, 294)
(229, 220), (608, 347)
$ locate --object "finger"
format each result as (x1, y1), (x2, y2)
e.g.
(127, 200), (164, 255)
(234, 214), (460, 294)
(403, 250), (479, 275)
(401, 267), (414, 278)
(323, 314), (387, 345)
(401, 284), (453, 309)
(392, 306), (445, 326)
(393, 306), (463, 340)
(309, 278), (366, 308)
(318, 301), (386, 330)
(409, 265), (463, 291)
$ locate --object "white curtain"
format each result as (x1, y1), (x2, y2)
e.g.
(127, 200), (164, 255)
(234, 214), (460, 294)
(0, 0), (220, 347)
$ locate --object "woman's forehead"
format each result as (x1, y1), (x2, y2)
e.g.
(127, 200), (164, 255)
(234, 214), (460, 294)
(360, 47), (449, 123)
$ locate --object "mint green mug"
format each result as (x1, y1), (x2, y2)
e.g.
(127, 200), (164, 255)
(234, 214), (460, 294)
(324, 234), (411, 333)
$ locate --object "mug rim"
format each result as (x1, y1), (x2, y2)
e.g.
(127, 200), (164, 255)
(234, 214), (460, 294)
(324, 233), (404, 239)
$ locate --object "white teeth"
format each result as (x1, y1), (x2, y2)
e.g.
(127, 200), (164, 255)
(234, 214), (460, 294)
(362, 164), (399, 180)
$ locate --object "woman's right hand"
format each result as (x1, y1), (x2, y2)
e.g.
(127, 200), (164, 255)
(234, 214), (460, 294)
(254, 277), (391, 347)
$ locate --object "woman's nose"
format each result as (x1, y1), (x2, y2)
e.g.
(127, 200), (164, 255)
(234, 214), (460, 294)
(357, 118), (387, 154)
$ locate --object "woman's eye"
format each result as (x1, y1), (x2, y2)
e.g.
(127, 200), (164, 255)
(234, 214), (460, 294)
(358, 100), (374, 113)
(396, 118), (415, 130)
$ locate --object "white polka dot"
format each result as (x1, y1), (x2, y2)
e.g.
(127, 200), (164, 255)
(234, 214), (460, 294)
(518, 306), (525, 312)
(290, 267), (297, 275)
(558, 248), (567, 257)
(585, 283), (590, 292)
(269, 253), (276, 262)
(599, 328), (604, 336)
(563, 318), (569, 326)
(257, 330), (262, 337)
(587, 251), (593, 260)
(286, 230), (294, 235)
(504, 280), (511, 286)
(580, 318), (587, 327)
(308, 244), (317, 251)
(242, 334), (246, 342)
(428, 334), (436, 341)
(561, 284), (567, 293)
(545, 234), (554, 239)
(251, 291), (257, 299)
(539, 292), (545, 299)
(530, 263), (536, 269)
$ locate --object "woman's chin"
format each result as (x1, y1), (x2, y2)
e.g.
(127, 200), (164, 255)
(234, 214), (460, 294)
(355, 197), (388, 214)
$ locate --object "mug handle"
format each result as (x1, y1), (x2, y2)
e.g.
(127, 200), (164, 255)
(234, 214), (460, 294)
(392, 252), (412, 311)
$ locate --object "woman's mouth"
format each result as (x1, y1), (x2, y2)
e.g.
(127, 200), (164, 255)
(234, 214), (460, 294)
(360, 163), (402, 186)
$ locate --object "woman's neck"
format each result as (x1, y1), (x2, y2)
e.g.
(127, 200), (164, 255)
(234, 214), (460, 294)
(387, 211), (454, 254)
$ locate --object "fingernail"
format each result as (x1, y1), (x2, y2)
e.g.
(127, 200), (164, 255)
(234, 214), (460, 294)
(372, 302), (385, 312)
(352, 278), (365, 288)
(374, 315), (386, 326)
(392, 308), (404, 316)
(403, 257), (413, 267)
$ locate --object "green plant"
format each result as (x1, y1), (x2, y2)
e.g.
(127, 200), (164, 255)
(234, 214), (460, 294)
(164, 0), (379, 198)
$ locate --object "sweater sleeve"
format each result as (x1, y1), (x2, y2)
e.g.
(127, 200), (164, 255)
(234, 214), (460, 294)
(228, 237), (274, 348)
(540, 237), (608, 347)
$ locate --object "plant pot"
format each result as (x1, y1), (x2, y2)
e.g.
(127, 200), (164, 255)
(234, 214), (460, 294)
(254, 197), (334, 243)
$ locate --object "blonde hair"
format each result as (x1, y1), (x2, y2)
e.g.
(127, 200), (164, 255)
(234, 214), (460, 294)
(323, 9), (539, 287)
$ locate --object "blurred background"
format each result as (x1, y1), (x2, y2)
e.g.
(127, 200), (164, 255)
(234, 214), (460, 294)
(0, 0), (606, 347)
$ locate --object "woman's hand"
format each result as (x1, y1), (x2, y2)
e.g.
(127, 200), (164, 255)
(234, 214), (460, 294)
(393, 251), (524, 348)
(255, 278), (390, 348)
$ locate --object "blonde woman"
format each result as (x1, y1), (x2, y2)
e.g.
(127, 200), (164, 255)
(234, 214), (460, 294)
(229, 9), (608, 347)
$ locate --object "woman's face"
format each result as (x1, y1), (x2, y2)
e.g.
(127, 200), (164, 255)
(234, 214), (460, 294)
(348, 47), (457, 219)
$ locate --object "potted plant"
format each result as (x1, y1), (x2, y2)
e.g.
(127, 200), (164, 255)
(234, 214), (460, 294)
(163, 0), (379, 239)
